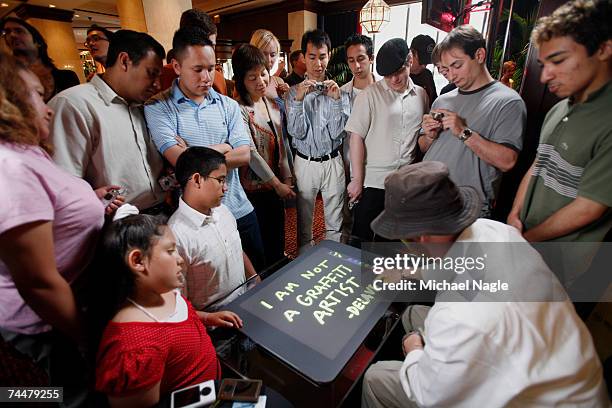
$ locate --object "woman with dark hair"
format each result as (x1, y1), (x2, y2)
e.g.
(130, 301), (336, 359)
(1, 17), (80, 100)
(233, 44), (295, 268)
(0, 52), (103, 401)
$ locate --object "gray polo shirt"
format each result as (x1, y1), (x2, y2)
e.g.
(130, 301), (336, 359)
(423, 81), (526, 215)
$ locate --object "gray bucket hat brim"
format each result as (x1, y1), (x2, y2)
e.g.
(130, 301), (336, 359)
(371, 185), (481, 240)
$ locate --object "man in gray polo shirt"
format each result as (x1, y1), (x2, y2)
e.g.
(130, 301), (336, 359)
(419, 25), (526, 217)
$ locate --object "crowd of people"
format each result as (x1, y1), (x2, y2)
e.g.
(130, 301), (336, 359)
(0, 0), (610, 406)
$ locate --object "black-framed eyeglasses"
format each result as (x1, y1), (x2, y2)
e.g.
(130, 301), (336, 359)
(84, 35), (108, 47)
(208, 176), (227, 186)
(189, 174), (227, 186)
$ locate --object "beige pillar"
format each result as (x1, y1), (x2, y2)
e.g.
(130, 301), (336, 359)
(28, 18), (85, 83)
(142, 0), (192, 53)
(288, 10), (317, 52)
(116, 0), (148, 32)
(117, 0), (192, 53)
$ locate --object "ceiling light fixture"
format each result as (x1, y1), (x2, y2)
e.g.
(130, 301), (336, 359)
(49, 4), (56, 8)
(359, 0), (391, 34)
(1, 3), (9, 7)
(74, 14), (80, 17)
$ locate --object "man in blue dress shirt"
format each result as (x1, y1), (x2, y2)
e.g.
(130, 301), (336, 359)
(287, 29), (350, 251)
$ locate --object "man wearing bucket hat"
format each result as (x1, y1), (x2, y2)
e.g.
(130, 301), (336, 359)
(361, 161), (607, 408)
(345, 38), (427, 247)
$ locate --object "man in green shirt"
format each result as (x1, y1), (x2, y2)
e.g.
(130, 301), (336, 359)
(508, 0), (612, 244)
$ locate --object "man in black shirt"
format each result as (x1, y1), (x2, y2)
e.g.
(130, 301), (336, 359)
(285, 49), (306, 86)
(409, 34), (437, 107)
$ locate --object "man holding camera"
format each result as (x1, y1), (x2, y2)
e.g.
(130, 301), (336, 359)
(287, 29), (350, 251)
(418, 25), (526, 217)
(345, 38), (428, 246)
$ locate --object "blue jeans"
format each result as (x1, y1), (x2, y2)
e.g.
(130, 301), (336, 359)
(237, 210), (265, 273)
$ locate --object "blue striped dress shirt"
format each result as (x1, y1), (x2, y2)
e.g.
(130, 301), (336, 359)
(144, 80), (254, 220)
(286, 85), (350, 157)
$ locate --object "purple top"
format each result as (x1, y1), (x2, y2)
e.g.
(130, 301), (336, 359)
(0, 143), (105, 334)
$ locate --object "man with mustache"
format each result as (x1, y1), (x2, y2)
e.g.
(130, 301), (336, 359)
(49, 30), (166, 212)
(419, 25), (527, 218)
(508, 0), (612, 245)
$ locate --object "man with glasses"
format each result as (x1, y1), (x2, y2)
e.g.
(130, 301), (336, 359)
(431, 44), (456, 95)
(169, 146), (257, 310)
(84, 25), (114, 69)
(1, 17), (79, 100)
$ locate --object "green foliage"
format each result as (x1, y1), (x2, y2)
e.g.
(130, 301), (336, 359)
(327, 45), (352, 86)
(490, 7), (538, 91)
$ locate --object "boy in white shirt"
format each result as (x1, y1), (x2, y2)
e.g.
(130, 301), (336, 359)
(169, 146), (257, 310)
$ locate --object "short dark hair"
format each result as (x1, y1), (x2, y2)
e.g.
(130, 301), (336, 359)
(289, 50), (303, 68)
(437, 25), (485, 59)
(0, 17), (54, 68)
(344, 34), (374, 58)
(531, 0), (611, 55)
(175, 146), (226, 189)
(232, 44), (268, 107)
(106, 30), (165, 68)
(180, 9), (217, 36)
(172, 26), (213, 61)
(87, 24), (115, 42)
(301, 29), (331, 54)
(166, 49), (176, 64)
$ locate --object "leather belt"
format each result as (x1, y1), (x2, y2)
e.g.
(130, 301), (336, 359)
(295, 149), (339, 162)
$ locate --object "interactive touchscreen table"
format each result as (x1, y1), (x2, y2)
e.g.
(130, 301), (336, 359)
(220, 241), (403, 407)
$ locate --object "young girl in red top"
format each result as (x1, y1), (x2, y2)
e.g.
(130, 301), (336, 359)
(95, 209), (242, 407)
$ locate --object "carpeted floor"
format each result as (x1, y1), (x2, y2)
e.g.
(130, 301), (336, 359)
(284, 195), (326, 258)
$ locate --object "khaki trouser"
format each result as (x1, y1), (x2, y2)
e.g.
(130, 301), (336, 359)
(361, 305), (431, 408)
(294, 154), (345, 251)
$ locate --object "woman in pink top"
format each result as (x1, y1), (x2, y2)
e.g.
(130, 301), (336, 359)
(0, 53), (104, 398)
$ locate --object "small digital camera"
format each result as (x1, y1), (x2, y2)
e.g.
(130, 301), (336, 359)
(314, 82), (327, 92)
(101, 187), (126, 208)
(431, 111), (445, 122)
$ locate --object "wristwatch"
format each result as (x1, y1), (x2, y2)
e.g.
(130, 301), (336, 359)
(459, 127), (473, 142)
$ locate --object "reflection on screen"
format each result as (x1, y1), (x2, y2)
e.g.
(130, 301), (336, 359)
(239, 246), (384, 360)
(173, 385), (200, 407)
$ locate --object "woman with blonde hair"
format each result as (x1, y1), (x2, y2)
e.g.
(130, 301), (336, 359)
(250, 29), (291, 98)
(0, 52), (104, 401)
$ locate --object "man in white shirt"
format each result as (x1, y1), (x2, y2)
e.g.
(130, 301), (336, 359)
(169, 147), (257, 310)
(49, 30), (166, 211)
(362, 161), (608, 408)
(346, 38), (428, 247)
